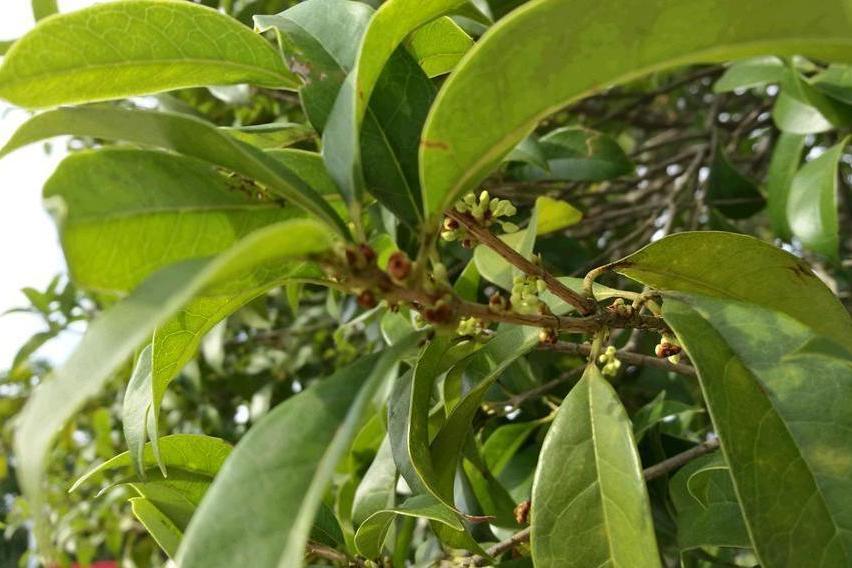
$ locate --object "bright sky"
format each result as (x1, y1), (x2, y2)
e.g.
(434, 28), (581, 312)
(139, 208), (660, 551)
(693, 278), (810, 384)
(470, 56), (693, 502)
(0, 0), (98, 369)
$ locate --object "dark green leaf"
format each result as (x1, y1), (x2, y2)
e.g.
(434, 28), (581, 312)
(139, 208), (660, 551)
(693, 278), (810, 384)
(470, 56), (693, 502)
(515, 127), (634, 182)
(531, 364), (660, 567)
(669, 454), (750, 550)
(0, 0), (296, 108)
(663, 293), (852, 566)
(31, 0), (58, 21)
(706, 145), (765, 219)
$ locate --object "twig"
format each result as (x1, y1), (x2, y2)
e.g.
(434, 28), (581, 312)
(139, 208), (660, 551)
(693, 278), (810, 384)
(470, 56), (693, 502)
(467, 438), (722, 566)
(540, 341), (695, 377)
(306, 541), (364, 566)
(446, 210), (596, 315)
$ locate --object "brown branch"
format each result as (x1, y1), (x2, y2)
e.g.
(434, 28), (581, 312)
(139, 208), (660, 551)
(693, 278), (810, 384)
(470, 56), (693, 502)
(306, 541), (363, 566)
(540, 341), (696, 377)
(467, 438), (722, 566)
(446, 210), (596, 315)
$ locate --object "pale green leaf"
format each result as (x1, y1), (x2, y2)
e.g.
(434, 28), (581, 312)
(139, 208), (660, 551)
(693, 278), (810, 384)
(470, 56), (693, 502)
(420, 0), (852, 224)
(130, 498), (182, 558)
(405, 17), (473, 78)
(177, 336), (419, 568)
(812, 64), (852, 105)
(615, 231), (852, 351)
(352, 436), (397, 527)
(787, 137), (848, 261)
(531, 364), (660, 568)
(14, 219), (333, 544)
(0, 0), (296, 109)
(535, 195), (582, 235)
(713, 56), (785, 92)
(663, 293), (852, 566)
(1, 107), (348, 236)
(222, 122), (314, 149)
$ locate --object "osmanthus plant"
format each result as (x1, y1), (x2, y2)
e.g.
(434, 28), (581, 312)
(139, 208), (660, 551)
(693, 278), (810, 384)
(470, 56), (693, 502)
(1, 0), (851, 566)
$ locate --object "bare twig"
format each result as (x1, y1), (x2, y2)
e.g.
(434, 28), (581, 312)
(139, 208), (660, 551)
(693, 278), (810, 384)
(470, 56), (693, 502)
(446, 210), (596, 315)
(540, 341), (695, 377)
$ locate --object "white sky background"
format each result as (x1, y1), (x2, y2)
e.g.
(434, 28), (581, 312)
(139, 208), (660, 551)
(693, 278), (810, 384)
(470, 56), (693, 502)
(0, 0), (98, 369)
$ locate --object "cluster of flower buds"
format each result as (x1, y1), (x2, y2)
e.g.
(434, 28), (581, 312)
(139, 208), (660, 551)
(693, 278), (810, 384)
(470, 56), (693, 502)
(441, 191), (519, 242)
(598, 345), (622, 377)
(608, 297), (634, 319)
(456, 316), (484, 337)
(655, 334), (682, 363)
(511, 275), (546, 315)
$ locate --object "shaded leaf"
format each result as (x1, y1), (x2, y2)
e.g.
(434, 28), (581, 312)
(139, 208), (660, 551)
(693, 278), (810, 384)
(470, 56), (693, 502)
(515, 127), (634, 182)
(222, 122), (314, 149)
(0, 0), (296, 108)
(129, 498), (182, 558)
(669, 453), (750, 550)
(706, 145), (765, 219)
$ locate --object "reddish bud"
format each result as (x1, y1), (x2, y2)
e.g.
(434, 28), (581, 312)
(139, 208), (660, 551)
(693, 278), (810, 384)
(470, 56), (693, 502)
(387, 251), (412, 281)
(514, 500), (531, 526)
(423, 301), (453, 324)
(538, 328), (558, 345)
(358, 243), (376, 265)
(655, 342), (682, 358)
(356, 289), (377, 309)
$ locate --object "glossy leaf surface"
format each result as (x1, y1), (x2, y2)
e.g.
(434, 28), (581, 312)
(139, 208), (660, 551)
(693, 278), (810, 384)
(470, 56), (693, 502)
(0, 0), (296, 108)
(420, 0), (852, 224)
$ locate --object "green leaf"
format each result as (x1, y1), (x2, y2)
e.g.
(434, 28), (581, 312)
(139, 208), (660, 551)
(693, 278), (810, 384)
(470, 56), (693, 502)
(2, 107), (348, 236)
(177, 336), (418, 568)
(256, 0), (437, 228)
(713, 56), (786, 92)
(772, 70), (852, 134)
(44, 148), (308, 293)
(812, 64), (852, 105)
(787, 137), (848, 261)
(530, 364), (660, 567)
(319, 0), (464, 220)
(15, 219), (334, 544)
(72, 434), (231, 493)
(427, 327), (540, 504)
(129, 498), (182, 558)
(123, 345), (155, 478)
(632, 392), (704, 443)
(669, 454), (750, 550)
(0, 0), (296, 109)
(354, 494), (463, 558)
(474, 231), (530, 290)
(504, 135), (549, 171)
(615, 231), (852, 352)
(706, 145), (766, 219)
(663, 294), (852, 566)
(766, 132), (806, 239)
(420, 0), (852, 224)
(352, 436), (397, 527)
(514, 127), (634, 182)
(222, 122), (315, 149)
(31, 0), (58, 21)
(405, 17), (473, 78)
(535, 195), (582, 235)
(0, 40), (14, 56)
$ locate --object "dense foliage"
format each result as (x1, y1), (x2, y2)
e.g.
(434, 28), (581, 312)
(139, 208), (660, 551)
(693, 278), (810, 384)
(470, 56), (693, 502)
(1, 0), (851, 566)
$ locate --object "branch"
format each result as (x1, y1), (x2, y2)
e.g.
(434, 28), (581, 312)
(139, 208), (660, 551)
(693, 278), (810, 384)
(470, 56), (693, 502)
(540, 341), (695, 377)
(305, 541), (363, 566)
(446, 210), (596, 315)
(467, 438), (722, 566)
